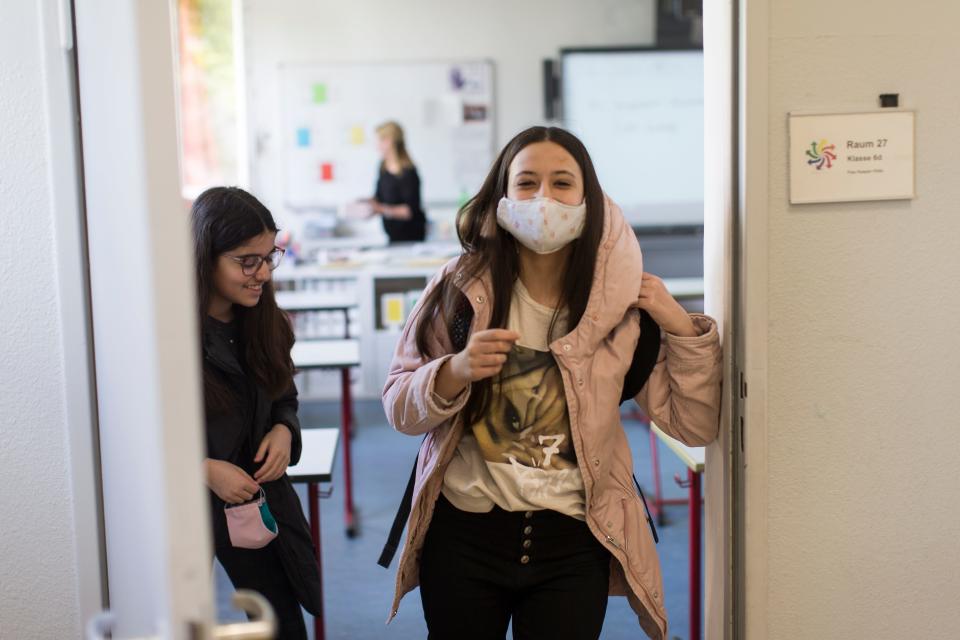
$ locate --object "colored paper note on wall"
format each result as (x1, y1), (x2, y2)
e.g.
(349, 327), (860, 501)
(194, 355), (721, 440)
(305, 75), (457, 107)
(312, 83), (327, 104)
(381, 293), (406, 328)
(296, 127), (310, 147)
(320, 162), (334, 182)
(349, 125), (365, 146)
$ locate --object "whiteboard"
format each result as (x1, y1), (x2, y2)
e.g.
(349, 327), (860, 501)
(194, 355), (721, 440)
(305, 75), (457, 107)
(562, 49), (704, 227)
(279, 60), (495, 210)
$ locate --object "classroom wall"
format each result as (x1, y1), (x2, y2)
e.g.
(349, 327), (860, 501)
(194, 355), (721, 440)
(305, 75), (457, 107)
(0, 3), (87, 638)
(242, 0), (655, 226)
(742, 2), (960, 638)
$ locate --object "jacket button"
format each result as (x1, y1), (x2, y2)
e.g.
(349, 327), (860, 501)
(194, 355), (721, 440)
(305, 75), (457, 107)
(524, 511), (534, 519)
(523, 525), (533, 535)
(653, 590), (659, 599)
(562, 344), (571, 352)
(522, 539), (532, 549)
(593, 458), (600, 467)
(577, 378), (584, 386)
(520, 555), (530, 564)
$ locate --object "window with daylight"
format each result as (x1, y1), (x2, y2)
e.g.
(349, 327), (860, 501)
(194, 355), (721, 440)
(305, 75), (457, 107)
(176, 0), (244, 197)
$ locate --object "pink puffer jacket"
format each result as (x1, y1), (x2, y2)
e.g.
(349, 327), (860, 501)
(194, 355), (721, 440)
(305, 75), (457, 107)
(382, 197), (722, 639)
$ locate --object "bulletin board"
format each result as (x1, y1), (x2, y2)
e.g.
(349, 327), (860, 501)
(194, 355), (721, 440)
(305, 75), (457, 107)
(279, 60), (495, 210)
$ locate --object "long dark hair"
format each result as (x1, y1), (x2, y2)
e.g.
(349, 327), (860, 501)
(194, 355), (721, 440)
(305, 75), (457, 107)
(415, 126), (605, 426)
(191, 187), (295, 412)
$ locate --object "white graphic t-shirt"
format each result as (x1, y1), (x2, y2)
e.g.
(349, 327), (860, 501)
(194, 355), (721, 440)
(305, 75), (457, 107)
(441, 279), (586, 519)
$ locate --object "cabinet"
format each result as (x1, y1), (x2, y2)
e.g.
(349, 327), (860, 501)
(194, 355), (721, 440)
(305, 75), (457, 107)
(273, 252), (450, 400)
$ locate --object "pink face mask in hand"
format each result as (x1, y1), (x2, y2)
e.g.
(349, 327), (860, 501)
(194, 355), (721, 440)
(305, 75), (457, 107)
(224, 488), (279, 549)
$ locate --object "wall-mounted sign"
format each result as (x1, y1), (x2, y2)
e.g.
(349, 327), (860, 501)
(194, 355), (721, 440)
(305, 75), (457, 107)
(789, 111), (915, 204)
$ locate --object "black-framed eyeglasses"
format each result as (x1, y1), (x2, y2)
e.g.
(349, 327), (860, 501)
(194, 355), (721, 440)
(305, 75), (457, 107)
(226, 247), (285, 276)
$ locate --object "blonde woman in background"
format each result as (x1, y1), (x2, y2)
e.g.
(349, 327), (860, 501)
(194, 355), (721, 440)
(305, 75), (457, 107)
(369, 121), (427, 243)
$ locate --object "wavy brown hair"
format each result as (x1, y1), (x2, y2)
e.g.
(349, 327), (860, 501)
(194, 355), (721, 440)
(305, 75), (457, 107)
(414, 126), (605, 426)
(191, 187), (295, 412)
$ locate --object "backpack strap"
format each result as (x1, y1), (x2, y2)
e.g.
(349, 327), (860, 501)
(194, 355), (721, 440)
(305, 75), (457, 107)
(633, 473), (660, 544)
(379, 292), (473, 569)
(622, 309), (662, 543)
(378, 448), (420, 568)
(620, 309), (661, 403)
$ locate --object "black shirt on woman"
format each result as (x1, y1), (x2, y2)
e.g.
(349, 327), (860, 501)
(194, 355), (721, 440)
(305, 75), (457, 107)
(375, 166), (427, 243)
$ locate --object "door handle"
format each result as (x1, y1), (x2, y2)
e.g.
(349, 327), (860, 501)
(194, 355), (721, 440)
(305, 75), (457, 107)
(209, 590), (277, 639)
(85, 590), (276, 639)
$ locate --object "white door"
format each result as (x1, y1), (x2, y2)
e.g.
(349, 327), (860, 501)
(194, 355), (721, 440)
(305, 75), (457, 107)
(703, 1), (739, 638)
(70, 2), (273, 637)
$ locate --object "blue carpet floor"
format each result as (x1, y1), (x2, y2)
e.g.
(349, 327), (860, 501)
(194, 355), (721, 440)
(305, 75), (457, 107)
(216, 399), (701, 639)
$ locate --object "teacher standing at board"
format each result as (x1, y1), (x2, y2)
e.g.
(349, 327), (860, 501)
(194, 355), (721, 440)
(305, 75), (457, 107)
(370, 121), (428, 243)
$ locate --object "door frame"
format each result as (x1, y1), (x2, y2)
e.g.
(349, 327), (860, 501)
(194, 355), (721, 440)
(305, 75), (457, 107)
(38, 0), (108, 626)
(736, 0), (771, 637)
(74, 1), (215, 636)
(64, 0), (755, 636)
(702, 0), (741, 637)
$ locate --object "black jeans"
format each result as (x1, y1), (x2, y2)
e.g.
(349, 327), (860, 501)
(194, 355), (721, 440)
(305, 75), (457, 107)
(419, 494), (611, 640)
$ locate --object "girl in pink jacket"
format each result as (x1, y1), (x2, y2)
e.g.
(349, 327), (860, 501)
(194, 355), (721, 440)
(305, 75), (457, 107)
(382, 126), (722, 639)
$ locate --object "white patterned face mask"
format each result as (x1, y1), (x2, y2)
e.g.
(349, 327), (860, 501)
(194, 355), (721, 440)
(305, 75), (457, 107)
(495, 196), (587, 254)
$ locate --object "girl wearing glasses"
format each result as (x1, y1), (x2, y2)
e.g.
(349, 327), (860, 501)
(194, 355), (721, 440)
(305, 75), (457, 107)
(191, 187), (318, 639)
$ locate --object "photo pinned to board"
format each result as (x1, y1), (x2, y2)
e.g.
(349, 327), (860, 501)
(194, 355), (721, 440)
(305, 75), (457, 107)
(312, 82), (328, 104)
(422, 95), (464, 128)
(319, 162), (334, 182)
(296, 127), (311, 148)
(349, 125), (366, 146)
(463, 104), (487, 122)
(448, 63), (488, 93)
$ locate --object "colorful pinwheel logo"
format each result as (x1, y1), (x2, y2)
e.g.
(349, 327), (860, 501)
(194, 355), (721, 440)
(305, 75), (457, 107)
(806, 139), (837, 170)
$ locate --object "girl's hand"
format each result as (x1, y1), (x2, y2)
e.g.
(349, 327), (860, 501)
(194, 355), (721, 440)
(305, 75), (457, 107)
(637, 273), (698, 337)
(435, 329), (520, 400)
(450, 329), (520, 383)
(205, 459), (260, 505)
(253, 424), (293, 483)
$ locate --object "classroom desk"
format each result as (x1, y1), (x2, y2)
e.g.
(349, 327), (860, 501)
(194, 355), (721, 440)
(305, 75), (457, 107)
(291, 339), (361, 538)
(292, 339), (361, 369)
(275, 289), (358, 313)
(273, 246), (459, 400)
(650, 423), (705, 640)
(288, 428), (340, 640)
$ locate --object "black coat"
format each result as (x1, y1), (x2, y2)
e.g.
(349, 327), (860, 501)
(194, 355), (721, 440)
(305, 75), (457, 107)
(202, 320), (322, 615)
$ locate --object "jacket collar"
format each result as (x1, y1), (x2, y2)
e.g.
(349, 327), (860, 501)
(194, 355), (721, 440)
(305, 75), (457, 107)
(202, 318), (244, 376)
(564, 195), (644, 355)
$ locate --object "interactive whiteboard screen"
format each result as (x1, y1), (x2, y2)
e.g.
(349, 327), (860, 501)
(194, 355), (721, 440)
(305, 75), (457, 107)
(562, 49), (703, 227)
